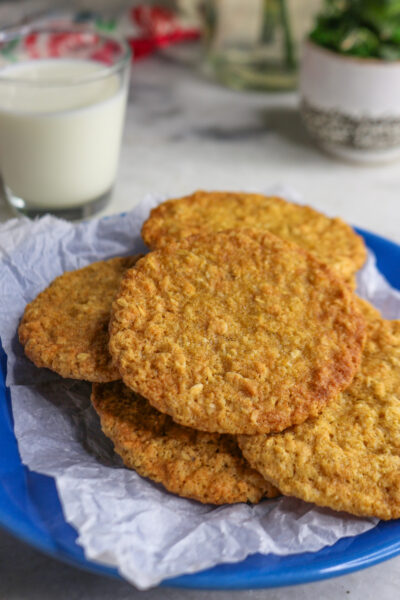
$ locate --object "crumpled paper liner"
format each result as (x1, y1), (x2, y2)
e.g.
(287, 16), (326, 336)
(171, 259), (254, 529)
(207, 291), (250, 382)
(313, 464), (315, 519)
(1, 189), (398, 589)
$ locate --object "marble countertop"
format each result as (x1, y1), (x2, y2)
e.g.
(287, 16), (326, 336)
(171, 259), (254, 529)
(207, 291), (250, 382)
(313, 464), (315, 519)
(1, 54), (399, 244)
(1, 55), (400, 600)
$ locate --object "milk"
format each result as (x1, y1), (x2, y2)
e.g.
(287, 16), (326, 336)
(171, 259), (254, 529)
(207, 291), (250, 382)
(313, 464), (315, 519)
(0, 59), (128, 208)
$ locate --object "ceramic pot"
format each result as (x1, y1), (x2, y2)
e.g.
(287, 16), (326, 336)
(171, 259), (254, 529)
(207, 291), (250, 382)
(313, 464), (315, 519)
(300, 40), (400, 163)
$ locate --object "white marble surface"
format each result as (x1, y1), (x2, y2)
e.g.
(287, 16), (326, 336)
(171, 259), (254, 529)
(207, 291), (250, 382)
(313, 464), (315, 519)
(1, 55), (400, 599)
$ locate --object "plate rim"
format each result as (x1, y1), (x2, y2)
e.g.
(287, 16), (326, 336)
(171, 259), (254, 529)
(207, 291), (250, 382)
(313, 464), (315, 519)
(1, 226), (400, 590)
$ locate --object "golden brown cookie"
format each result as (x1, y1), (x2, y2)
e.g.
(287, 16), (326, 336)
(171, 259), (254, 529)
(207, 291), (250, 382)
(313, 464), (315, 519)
(238, 301), (400, 520)
(91, 381), (279, 504)
(109, 229), (365, 435)
(141, 191), (366, 282)
(19, 256), (141, 382)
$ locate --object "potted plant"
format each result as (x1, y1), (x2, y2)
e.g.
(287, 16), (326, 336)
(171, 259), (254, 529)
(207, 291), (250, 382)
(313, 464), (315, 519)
(300, 0), (400, 162)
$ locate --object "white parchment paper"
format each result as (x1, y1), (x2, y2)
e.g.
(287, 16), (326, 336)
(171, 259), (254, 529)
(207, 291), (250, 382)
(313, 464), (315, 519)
(1, 190), (399, 589)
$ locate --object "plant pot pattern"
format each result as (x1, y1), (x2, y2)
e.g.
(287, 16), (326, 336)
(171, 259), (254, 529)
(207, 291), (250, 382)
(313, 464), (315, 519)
(301, 100), (400, 150)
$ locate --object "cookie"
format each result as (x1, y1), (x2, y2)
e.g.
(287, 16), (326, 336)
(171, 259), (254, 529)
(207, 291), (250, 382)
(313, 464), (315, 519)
(109, 229), (365, 434)
(239, 301), (400, 520)
(141, 191), (366, 282)
(19, 256), (141, 382)
(91, 381), (279, 504)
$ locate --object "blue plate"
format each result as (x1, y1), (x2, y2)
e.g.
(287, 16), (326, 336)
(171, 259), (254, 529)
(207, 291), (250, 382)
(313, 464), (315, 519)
(1, 227), (400, 590)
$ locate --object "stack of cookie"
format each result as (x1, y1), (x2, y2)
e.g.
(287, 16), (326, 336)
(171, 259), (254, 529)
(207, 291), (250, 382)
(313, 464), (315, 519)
(19, 192), (400, 519)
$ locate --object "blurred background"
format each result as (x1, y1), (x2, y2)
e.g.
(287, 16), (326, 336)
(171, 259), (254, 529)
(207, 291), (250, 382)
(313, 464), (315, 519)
(0, 0), (399, 234)
(0, 0), (322, 90)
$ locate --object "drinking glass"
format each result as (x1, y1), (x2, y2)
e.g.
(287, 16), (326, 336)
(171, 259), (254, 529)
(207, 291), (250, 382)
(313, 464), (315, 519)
(202, 0), (321, 91)
(0, 26), (131, 219)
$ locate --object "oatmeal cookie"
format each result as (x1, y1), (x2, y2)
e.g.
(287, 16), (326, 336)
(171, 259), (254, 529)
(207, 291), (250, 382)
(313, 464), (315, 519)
(109, 229), (365, 434)
(92, 381), (279, 504)
(141, 191), (366, 282)
(19, 256), (141, 382)
(239, 301), (400, 520)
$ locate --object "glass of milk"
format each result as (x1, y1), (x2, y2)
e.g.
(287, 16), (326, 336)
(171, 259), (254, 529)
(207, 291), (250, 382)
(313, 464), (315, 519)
(0, 27), (131, 219)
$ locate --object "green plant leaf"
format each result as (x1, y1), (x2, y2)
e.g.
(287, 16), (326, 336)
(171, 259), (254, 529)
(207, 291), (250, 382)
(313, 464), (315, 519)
(309, 0), (400, 59)
(379, 43), (400, 59)
(339, 26), (380, 55)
